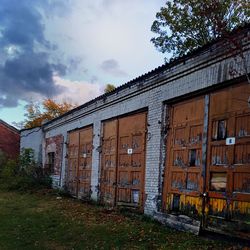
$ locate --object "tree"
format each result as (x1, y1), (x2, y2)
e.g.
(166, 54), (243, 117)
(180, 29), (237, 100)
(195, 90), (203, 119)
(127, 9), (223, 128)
(23, 99), (76, 129)
(104, 84), (116, 93)
(151, 0), (249, 58)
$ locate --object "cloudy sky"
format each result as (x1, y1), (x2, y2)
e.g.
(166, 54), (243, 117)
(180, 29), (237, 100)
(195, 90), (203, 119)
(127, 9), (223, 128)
(0, 0), (166, 126)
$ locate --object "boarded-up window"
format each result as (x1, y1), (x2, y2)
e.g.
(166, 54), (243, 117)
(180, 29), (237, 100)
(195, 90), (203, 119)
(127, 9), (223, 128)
(210, 172), (227, 191)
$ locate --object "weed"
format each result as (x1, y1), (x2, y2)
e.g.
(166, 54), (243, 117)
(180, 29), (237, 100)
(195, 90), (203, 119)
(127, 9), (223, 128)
(0, 148), (51, 191)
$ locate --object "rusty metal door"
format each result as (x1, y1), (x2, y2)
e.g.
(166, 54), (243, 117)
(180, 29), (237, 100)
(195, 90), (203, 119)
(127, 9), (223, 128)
(206, 82), (250, 234)
(116, 112), (147, 208)
(67, 126), (93, 198)
(77, 126), (93, 199)
(100, 119), (118, 206)
(163, 97), (205, 215)
(100, 112), (147, 209)
(67, 130), (79, 196)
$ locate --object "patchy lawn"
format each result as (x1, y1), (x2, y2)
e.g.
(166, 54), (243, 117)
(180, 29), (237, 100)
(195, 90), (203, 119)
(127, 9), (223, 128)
(0, 190), (244, 249)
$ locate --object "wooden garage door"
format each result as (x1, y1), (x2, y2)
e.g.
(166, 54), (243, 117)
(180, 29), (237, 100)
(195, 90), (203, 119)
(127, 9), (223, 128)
(67, 126), (93, 199)
(163, 96), (205, 213)
(100, 112), (147, 209)
(163, 82), (250, 236)
(67, 130), (79, 196)
(117, 112), (147, 208)
(100, 119), (118, 206)
(78, 126), (93, 199)
(206, 83), (250, 221)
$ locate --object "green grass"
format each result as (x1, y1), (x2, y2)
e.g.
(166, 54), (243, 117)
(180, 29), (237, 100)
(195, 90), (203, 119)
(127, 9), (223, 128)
(0, 189), (242, 250)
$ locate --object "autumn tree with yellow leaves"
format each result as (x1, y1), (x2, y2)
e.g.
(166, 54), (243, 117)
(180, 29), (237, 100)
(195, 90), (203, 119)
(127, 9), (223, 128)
(23, 99), (76, 129)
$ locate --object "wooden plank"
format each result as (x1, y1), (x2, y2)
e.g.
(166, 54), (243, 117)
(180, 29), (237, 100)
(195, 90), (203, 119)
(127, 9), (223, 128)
(206, 82), (250, 229)
(117, 112), (147, 210)
(66, 126), (93, 199)
(77, 126), (93, 199)
(67, 130), (79, 196)
(163, 96), (205, 214)
(100, 119), (118, 206)
(207, 84), (250, 207)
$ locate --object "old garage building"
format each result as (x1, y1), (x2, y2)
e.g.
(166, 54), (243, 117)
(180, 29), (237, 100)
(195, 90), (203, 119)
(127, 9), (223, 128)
(20, 25), (250, 238)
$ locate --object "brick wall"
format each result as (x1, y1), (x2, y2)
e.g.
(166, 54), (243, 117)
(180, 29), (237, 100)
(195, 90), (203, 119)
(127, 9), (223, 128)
(0, 122), (20, 159)
(45, 134), (64, 187)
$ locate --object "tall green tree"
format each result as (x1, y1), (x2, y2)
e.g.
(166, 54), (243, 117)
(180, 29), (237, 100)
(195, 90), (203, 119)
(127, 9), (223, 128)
(151, 0), (249, 58)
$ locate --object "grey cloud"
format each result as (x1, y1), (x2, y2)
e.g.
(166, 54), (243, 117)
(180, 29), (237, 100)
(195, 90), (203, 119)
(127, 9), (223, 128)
(67, 56), (83, 72)
(102, 0), (116, 8)
(0, 96), (18, 108)
(0, 0), (48, 49)
(0, 53), (65, 96)
(0, 0), (69, 108)
(100, 59), (128, 77)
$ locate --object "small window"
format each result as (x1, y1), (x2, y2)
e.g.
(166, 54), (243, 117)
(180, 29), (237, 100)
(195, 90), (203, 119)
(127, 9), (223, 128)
(212, 120), (227, 140)
(48, 152), (55, 174)
(188, 149), (201, 166)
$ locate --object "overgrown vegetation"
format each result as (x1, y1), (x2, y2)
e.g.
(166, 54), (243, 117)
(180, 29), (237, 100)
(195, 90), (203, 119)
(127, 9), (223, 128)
(0, 190), (244, 249)
(104, 83), (116, 93)
(0, 148), (51, 191)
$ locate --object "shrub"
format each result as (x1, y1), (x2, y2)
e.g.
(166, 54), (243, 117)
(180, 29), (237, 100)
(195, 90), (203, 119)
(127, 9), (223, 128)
(0, 148), (51, 191)
(1, 159), (18, 179)
(0, 150), (7, 174)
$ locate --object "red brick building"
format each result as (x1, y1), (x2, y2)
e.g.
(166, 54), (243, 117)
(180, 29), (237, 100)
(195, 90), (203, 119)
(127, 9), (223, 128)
(0, 119), (20, 159)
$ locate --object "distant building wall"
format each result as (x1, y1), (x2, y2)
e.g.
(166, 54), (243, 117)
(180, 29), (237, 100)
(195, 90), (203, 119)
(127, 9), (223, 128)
(20, 127), (43, 164)
(0, 120), (20, 159)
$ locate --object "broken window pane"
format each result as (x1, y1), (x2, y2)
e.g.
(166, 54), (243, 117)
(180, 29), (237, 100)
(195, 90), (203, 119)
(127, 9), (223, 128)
(212, 120), (227, 140)
(189, 149), (196, 166)
(188, 149), (201, 167)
